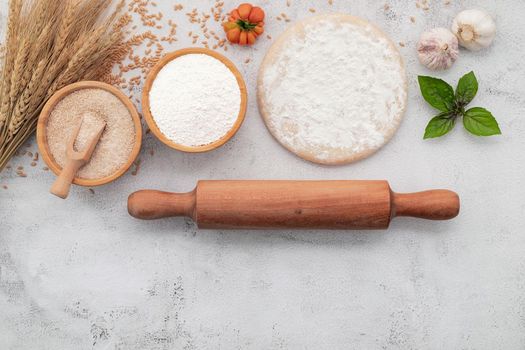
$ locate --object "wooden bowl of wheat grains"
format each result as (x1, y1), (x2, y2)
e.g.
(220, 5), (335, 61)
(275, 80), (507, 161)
(37, 81), (142, 187)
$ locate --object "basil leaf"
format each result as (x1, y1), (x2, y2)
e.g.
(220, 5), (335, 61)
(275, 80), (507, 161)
(463, 107), (501, 136)
(418, 76), (455, 112)
(424, 113), (456, 139)
(456, 71), (478, 106)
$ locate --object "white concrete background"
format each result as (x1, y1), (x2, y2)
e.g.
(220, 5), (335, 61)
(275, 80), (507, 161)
(1, 0), (524, 349)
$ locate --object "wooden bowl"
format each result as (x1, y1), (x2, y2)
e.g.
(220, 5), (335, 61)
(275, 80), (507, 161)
(37, 81), (143, 187)
(142, 47), (248, 153)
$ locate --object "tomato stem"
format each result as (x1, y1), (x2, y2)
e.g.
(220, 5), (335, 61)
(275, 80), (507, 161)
(236, 19), (257, 31)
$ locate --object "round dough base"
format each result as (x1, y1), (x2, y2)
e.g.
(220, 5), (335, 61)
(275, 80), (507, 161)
(257, 14), (408, 165)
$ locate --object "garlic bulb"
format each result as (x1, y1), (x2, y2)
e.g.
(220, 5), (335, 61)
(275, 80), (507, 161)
(452, 9), (496, 51)
(417, 28), (459, 70)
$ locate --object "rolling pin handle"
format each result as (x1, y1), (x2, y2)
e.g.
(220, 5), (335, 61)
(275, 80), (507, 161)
(392, 190), (460, 221)
(128, 190), (196, 220)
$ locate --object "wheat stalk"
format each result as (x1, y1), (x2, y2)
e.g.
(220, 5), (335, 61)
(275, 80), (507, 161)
(9, 37), (31, 109)
(0, 0), (129, 171)
(0, 0), (22, 129)
(8, 58), (47, 138)
(54, 1), (77, 55)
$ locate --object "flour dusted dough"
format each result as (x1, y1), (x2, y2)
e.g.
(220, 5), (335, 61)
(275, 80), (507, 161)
(257, 14), (407, 165)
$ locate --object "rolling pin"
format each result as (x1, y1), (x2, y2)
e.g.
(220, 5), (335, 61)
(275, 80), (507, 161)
(127, 180), (460, 229)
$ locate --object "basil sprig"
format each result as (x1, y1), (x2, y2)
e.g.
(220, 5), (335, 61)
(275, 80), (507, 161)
(418, 71), (501, 139)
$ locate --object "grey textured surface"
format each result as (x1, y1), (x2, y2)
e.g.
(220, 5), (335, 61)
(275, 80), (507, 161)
(1, 0), (524, 349)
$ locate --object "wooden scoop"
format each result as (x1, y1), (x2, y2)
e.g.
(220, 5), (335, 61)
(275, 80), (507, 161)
(128, 180), (460, 229)
(50, 113), (106, 199)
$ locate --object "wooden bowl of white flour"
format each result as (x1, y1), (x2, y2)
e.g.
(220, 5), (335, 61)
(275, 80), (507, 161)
(143, 48), (248, 153)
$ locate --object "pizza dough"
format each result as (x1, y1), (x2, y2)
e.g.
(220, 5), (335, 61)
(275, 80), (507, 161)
(257, 14), (407, 165)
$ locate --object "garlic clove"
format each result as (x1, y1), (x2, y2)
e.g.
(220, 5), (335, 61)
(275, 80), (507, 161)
(417, 28), (459, 70)
(452, 9), (496, 51)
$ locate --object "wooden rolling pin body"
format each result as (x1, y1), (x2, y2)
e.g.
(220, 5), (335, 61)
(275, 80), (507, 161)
(128, 181), (460, 229)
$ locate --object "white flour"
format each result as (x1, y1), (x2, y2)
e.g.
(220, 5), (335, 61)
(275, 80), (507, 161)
(149, 54), (241, 147)
(259, 15), (407, 164)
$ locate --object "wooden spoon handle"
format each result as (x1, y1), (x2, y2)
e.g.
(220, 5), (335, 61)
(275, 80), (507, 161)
(50, 159), (85, 199)
(392, 190), (460, 220)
